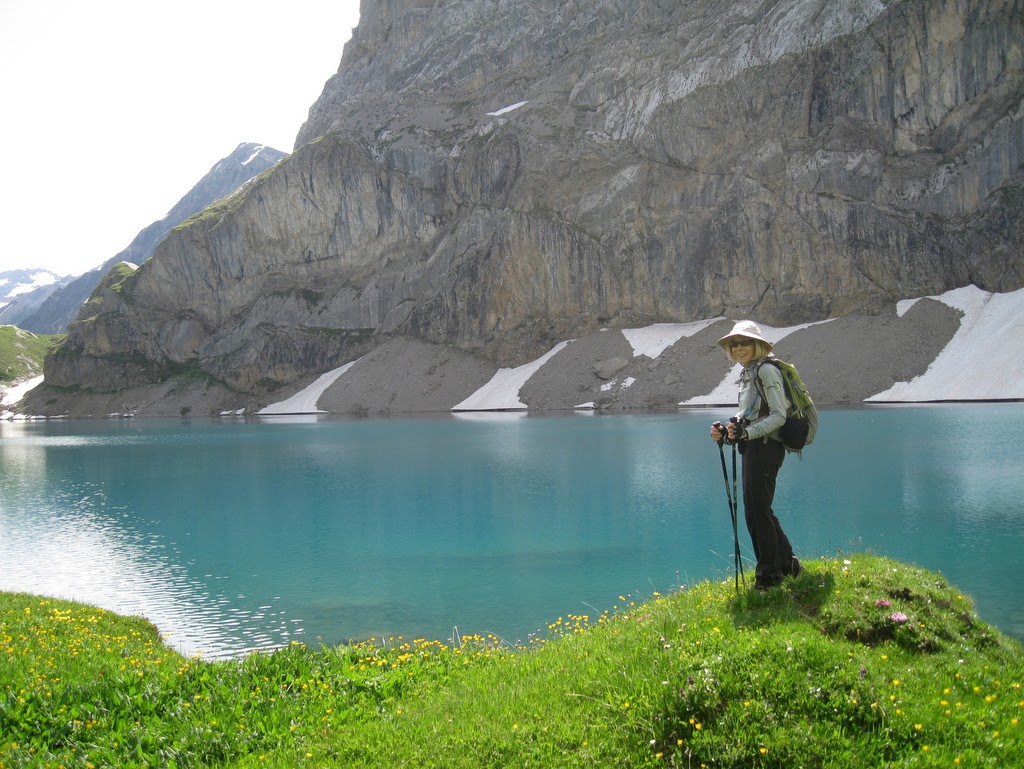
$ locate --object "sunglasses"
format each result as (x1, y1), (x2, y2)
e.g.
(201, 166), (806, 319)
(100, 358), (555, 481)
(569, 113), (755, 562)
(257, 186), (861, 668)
(728, 339), (755, 348)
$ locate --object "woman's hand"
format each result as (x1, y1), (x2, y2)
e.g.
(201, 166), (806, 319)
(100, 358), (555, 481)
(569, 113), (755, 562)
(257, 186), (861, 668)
(726, 420), (747, 442)
(712, 419), (747, 443)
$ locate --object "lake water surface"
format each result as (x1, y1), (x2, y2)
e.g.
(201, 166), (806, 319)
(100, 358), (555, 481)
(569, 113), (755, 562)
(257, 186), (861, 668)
(2, 405), (1022, 657)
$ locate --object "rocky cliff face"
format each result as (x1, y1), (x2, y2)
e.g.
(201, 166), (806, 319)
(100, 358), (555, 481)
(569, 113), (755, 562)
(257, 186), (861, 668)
(22, 143), (287, 335)
(45, 0), (1024, 397)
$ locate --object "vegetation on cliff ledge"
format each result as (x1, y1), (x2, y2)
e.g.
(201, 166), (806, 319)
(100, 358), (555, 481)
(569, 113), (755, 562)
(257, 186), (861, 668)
(2, 554), (1021, 768)
(0, 326), (64, 385)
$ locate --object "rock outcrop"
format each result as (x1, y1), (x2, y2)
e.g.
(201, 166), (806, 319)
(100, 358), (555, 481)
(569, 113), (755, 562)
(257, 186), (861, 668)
(17, 290), (979, 418)
(21, 143), (287, 335)
(43, 0), (1024, 403)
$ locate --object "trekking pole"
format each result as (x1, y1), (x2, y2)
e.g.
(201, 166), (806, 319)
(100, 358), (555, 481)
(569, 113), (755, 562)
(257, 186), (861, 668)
(713, 423), (745, 591)
(729, 438), (745, 588)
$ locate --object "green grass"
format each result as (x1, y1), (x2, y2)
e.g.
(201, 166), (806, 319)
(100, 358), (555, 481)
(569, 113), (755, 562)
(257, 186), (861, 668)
(2, 554), (1022, 768)
(0, 326), (65, 384)
(175, 164), (277, 231)
(75, 261), (139, 319)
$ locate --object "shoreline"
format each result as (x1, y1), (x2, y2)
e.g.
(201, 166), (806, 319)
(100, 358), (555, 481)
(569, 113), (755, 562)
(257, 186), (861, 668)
(6, 285), (1024, 419)
(5, 398), (1024, 423)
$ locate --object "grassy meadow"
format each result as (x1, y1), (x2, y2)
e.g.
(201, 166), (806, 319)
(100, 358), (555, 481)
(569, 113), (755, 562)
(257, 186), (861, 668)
(2, 554), (1022, 768)
(0, 326), (64, 385)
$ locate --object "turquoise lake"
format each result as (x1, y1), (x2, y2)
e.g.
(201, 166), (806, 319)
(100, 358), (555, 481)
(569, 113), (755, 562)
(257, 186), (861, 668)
(1, 405), (1022, 657)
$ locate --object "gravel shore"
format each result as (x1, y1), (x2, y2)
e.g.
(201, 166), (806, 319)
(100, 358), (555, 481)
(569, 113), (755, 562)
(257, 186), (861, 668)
(12, 297), (966, 418)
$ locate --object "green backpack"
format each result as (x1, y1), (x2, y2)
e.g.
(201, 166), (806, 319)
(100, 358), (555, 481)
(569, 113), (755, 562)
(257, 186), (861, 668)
(753, 358), (819, 453)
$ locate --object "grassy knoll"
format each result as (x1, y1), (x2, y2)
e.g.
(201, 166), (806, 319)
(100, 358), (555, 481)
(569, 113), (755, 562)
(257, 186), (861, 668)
(2, 554), (1022, 768)
(0, 326), (64, 384)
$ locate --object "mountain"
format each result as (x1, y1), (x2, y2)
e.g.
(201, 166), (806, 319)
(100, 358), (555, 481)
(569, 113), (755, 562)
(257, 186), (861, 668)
(0, 325), (63, 386)
(0, 269), (71, 327)
(18, 143), (287, 334)
(35, 0), (1024, 411)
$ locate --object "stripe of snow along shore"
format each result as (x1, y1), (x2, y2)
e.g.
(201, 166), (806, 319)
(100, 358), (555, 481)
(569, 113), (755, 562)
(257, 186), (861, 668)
(680, 285), (1024, 406)
(453, 341), (572, 411)
(0, 374), (43, 407)
(258, 361), (357, 415)
(867, 286), (1024, 402)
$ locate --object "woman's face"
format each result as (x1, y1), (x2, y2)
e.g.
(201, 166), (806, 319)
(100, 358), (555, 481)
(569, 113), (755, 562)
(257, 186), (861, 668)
(728, 337), (757, 365)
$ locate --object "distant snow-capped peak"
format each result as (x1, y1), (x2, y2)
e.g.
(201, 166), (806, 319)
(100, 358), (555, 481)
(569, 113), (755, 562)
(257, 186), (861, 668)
(0, 269), (63, 301)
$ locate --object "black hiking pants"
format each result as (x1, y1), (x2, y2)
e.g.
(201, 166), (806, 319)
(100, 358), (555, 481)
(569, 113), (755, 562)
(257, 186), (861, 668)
(741, 437), (795, 586)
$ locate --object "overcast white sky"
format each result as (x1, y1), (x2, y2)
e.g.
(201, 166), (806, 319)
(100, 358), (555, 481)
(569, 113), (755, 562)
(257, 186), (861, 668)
(0, 0), (361, 277)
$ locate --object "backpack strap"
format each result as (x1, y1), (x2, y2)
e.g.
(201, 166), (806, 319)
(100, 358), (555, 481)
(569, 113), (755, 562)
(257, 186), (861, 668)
(750, 358), (774, 412)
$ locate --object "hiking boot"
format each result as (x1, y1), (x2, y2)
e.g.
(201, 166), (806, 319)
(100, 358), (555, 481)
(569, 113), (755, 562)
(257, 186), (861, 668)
(788, 557), (803, 578)
(754, 574), (783, 591)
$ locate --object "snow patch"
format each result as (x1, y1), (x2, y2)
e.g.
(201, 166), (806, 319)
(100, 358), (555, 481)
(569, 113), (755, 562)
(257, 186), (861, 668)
(0, 375), (44, 408)
(5, 271), (58, 298)
(622, 319), (720, 359)
(241, 145), (266, 166)
(679, 286), (1024, 407)
(682, 365), (744, 407)
(453, 341), (571, 411)
(486, 100), (528, 117)
(868, 286), (1024, 402)
(895, 298), (919, 317)
(258, 361), (358, 415)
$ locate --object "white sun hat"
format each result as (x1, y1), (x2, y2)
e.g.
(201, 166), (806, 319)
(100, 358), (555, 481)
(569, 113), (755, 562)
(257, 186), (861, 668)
(717, 320), (773, 351)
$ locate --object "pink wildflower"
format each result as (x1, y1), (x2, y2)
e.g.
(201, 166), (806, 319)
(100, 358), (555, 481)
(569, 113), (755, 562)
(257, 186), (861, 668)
(875, 599), (891, 608)
(889, 612), (909, 624)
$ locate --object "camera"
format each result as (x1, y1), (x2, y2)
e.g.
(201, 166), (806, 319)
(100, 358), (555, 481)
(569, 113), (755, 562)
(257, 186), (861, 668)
(729, 416), (749, 443)
(714, 417), (748, 444)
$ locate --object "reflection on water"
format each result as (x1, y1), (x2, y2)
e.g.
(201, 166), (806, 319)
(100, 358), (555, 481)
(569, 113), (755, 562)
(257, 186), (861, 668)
(1, 477), (300, 659)
(0, 423), (303, 658)
(1, 405), (1022, 658)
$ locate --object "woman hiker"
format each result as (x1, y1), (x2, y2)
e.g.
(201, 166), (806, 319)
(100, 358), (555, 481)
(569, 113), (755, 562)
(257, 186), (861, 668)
(709, 320), (802, 590)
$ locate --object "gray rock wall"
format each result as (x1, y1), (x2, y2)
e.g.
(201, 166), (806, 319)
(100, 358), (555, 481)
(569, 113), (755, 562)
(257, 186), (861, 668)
(23, 144), (287, 335)
(45, 0), (1023, 396)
